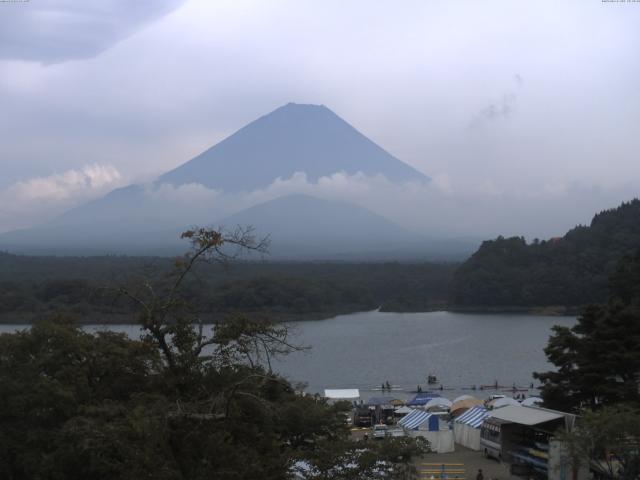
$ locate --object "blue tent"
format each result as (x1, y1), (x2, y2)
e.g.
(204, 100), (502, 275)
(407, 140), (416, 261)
(398, 409), (439, 431)
(406, 392), (440, 406)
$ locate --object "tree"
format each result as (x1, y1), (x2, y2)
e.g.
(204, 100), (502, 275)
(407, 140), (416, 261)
(534, 249), (640, 412)
(557, 406), (640, 480)
(0, 227), (427, 479)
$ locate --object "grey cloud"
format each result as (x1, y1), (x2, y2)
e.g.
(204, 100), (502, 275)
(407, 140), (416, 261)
(0, 0), (185, 63)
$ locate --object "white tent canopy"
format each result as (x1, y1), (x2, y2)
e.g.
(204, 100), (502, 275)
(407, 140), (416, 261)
(399, 410), (436, 430)
(400, 410), (454, 453)
(424, 397), (452, 410)
(324, 389), (360, 400)
(521, 397), (543, 407)
(395, 406), (414, 415)
(490, 397), (521, 409)
(453, 406), (490, 451)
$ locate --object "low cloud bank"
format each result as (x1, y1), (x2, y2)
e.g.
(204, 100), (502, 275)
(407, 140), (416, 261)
(2, 168), (636, 241)
(144, 172), (640, 240)
(0, 164), (126, 233)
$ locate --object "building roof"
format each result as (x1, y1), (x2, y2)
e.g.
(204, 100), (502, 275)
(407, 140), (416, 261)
(488, 405), (564, 426)
(324, 389), (360, 400)
(455, 406), (490, 428)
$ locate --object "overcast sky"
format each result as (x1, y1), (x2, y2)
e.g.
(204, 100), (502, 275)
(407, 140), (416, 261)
(1, 0), (639, 236)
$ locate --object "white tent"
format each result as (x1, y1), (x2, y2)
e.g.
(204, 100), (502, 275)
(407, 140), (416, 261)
(452, 394), (475, 403)
(521, 397), (543, 407)
(453, 406), (490, 451)
(424, 397), (452, 410)
(324, 389), (360, 400)
(399, 410), (454, 453)
(395, 406), (414, 415)
(490, 397), (521, 409)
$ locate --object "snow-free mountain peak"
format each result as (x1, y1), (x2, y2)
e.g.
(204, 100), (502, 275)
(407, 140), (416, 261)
(159, 102), (428, 191)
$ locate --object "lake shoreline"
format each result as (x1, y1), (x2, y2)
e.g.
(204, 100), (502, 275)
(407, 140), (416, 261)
(0, 304), (581, 325)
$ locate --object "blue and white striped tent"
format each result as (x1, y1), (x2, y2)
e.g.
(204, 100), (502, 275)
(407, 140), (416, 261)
(455, 406), (489, 428)
(398, 409), (438, 431)
(453, 406), (490, 450)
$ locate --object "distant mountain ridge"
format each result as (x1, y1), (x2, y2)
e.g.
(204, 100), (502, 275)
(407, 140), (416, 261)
(450, 199), (640, 309)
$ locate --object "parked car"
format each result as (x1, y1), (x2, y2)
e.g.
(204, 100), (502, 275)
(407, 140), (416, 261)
(372, 424), (388, 439)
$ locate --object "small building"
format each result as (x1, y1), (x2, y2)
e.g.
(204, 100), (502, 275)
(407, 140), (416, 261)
(480, 405), (586, 480)
(453, 405), (490, 451)
(398, 409), (454, 453)
(323, 389), (360, 402)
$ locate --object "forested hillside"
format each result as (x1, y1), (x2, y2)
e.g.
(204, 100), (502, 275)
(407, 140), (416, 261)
(450, 199), (640, 309)
(0, 254), (455, 323)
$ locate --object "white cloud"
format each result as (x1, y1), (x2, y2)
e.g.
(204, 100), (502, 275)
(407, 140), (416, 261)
(139, 171), (640, 240)
(0, 164), (126, 232)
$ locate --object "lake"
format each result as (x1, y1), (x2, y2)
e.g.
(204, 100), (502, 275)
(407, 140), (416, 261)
(0, 310), (575, 401)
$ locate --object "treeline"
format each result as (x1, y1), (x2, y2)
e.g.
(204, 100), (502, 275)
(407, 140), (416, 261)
(0, 255), (456, 322)
(450, 199), (640, 309)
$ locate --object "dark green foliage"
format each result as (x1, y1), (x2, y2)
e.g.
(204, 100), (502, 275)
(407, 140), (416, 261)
(450, 199), (640, 308)
(207, 276), (375, 314)
(534, 249), (640, 412)
(0, 255), (456, 321)
(559, 406), (640, 480)
(0, 227), (428, 479)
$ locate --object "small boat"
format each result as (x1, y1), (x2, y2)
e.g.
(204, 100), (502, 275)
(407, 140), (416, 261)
(369, 386), (404, 391)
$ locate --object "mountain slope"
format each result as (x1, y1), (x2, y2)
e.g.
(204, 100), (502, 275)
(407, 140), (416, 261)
(217, 193), (424, 258)
(0, 103), (432, 256)
(159, 103), (428, 190)
(450, 199), (640, 309)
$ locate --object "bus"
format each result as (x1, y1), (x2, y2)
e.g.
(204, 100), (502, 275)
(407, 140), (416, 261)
(480, 417), (503, 460)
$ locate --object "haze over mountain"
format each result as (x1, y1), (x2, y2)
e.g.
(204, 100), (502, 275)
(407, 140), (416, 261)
(0, 104), (446, 258)
(217, 193), (464, 260)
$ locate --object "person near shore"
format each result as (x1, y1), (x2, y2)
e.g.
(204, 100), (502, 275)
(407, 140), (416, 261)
(476, 468), (484, 480)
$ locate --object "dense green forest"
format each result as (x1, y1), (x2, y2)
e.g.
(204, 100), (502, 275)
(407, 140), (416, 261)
(0, 228), (427, 479)
(532, 250), (640, 478)
(450, 199), (640, 310)
(4, 199), (640, 321)
(0, 253), (456, 323)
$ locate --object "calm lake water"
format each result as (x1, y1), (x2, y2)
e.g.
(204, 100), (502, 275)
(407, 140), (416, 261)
(0, 310), (575, 401)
